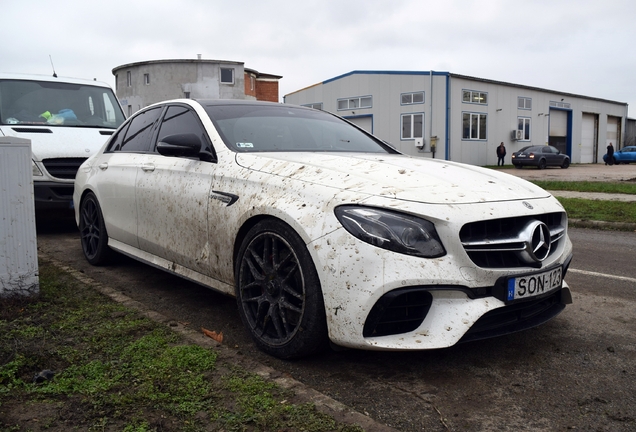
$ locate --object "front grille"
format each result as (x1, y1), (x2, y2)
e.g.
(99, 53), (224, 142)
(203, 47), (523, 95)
(42, 158), (87, 179)
(460, 212), (566, 268)
(363, 288), (432, 337)
(460, 290), (565, 343)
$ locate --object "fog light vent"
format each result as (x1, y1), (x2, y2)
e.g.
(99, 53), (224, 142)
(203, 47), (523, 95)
(363, 288), (432, 337)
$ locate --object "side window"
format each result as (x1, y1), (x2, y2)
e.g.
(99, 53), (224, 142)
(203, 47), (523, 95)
(105, 122), (130, 152)
(156, 105), (215, 157)
(119, 107), (162, 152)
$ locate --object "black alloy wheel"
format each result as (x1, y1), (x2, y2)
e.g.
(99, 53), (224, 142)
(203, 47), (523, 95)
(79, 192), (113, 265)
(538, 158), (547, 169)
(235, 219), (328, 359)
(561, 159), (570, 169)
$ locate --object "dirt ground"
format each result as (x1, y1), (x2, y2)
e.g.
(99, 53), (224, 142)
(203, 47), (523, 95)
(18, 163), (636, 431)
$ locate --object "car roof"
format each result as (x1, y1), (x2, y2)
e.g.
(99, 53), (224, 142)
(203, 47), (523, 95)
(195, 99), (284, 107)
(0, 72), (112, 88)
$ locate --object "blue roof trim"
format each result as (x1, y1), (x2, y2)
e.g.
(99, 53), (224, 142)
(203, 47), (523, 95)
(323, 70), (449, 85)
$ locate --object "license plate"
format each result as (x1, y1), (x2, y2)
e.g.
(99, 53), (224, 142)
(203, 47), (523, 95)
(507, 267), (562, 301)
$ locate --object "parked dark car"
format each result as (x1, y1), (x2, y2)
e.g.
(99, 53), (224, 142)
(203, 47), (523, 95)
(603, 145), (636, 165)
(511, 145), (570, 169)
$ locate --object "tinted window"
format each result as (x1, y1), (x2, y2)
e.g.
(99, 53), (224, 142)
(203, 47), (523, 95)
(105, 122), (130, 152)
(119, 107), (162, 152)
(156, 105), (215, 160)
(157, 106), (206, 148)
(203, 104), (394, 154)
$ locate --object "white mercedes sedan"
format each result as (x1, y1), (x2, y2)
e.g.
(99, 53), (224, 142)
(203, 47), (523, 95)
(74, 99), (573, 359)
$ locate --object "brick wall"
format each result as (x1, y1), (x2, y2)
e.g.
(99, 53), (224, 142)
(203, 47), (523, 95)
(244, 73), (256, 98)
(256, 80), (279, 102)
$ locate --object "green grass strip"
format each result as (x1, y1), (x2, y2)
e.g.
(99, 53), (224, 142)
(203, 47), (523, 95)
(0, 263), (363, 432)
(532, 180), (636, 195)
(557, 197), (636, 224)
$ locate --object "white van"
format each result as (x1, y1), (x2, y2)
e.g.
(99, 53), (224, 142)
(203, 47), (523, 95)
(0, 73), (126, 210)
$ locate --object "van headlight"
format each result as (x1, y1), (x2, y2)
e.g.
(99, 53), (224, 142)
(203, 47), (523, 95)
(335, 206), (446, 258)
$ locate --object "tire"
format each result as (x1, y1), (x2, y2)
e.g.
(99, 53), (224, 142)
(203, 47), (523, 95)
(561, 159), (570, 169)
(538, 159), (547, 169)
(235, 219), (328, 359)
(79, 192), (113, 265)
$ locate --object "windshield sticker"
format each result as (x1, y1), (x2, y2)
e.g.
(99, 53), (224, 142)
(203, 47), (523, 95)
(236, 142), (254, 148)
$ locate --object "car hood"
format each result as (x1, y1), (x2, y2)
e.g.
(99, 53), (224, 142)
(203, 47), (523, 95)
(0, 125), (113, 161)
(235, 152), (551, 204)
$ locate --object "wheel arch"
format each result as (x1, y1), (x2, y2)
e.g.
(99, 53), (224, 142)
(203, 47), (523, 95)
(232, 212), (320, 274)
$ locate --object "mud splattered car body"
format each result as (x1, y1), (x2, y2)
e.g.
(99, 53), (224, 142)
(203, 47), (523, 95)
(74, 99), (573, 358)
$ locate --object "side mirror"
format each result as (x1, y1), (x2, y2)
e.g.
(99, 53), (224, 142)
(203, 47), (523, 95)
(157, 133), (201, 157)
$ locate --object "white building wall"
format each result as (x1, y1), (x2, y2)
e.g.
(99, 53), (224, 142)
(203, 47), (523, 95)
(285, 71), (628, 166)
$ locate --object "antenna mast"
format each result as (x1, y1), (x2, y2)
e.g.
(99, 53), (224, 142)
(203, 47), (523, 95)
(49, 55), (57, 78)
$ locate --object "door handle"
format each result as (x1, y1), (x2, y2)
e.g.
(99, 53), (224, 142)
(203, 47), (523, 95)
(98, 163), (108, 170)
(141, 163), (155, 172)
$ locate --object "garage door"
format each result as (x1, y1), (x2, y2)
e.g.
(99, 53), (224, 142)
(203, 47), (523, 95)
(581, 113), (597, 163)
(549, 110), (568, 154)
(606, 116), (619, 153)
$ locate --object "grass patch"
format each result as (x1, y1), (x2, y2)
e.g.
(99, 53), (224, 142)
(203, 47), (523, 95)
(531, 180), (636, 195)
(0, 262), (363, 432)
(556, 197), (636, 224)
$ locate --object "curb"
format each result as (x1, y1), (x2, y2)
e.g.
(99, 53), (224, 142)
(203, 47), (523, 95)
(569, 218), (636, 231)
(40, 252), (397, 432)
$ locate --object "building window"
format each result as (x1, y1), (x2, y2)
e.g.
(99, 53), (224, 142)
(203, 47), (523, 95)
(250, 76), (255, 91)
(221, 68), (234, 84)
(401, 91), (425, 105)
(462, 90), (488, 105)
(303, 103), (323, 110)
(127, 105), (132, 117)
(184, 91), (190, 99)
(518, 97), (532, 110)
(462, 112), (487, 140)
(401, 113), (424, 139)
(126, 71), (132, 87)
(144, 73), (150, 85)
(337, 96), (372, 110)
(518, 117), (531, 140)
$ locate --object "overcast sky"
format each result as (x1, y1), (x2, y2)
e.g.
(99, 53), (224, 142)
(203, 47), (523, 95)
(3, 0), (635, 116)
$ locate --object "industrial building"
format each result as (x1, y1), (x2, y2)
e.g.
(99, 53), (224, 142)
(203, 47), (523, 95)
(284, 71), (628, 166)
(112, 58), (282, 116)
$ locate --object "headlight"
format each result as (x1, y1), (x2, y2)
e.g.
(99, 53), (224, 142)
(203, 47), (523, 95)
(334, 206), (446, 258)
(32, 160), (43, 177)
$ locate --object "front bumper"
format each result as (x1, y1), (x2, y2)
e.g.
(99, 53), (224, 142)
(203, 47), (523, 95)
(33, 181), (75, 210)
(310, 196), (573, 351)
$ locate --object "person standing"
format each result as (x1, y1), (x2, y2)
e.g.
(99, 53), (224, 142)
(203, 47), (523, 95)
(606, 142), (614, 165)
(496, 142), (507, 166)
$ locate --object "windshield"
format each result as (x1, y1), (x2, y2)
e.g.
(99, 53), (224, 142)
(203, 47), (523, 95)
(0, 79), (125, 128)
(203, 103), (395, 154)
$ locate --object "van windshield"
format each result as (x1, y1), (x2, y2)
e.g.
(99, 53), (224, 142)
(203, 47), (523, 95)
(0, 79), (125, 128)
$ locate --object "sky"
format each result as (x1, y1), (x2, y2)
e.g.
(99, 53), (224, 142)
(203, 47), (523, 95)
(3, 0), (636, 116)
